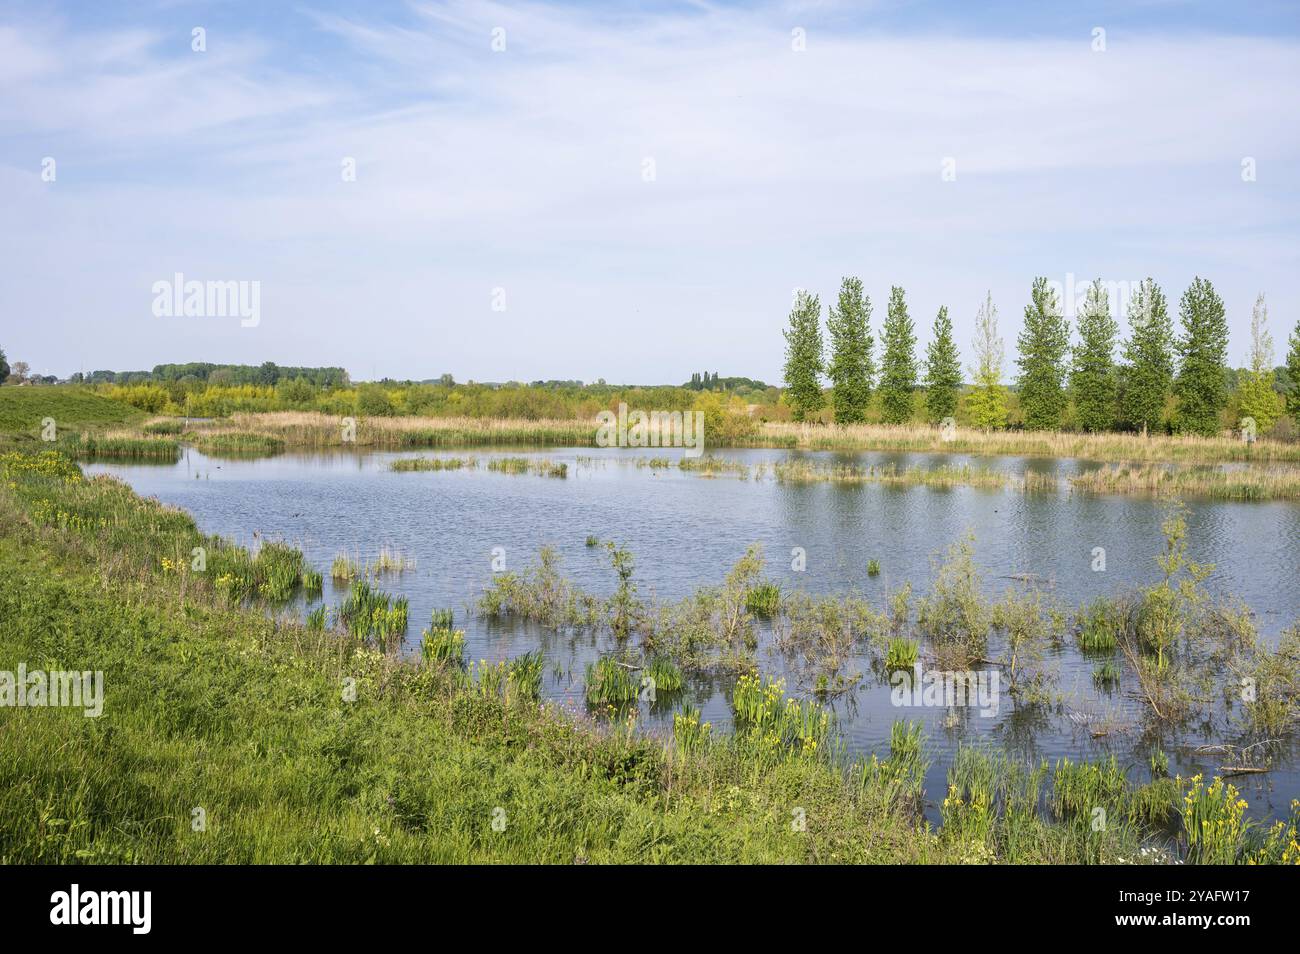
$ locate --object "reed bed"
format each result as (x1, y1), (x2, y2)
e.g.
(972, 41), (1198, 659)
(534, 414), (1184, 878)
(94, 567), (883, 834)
(754, 421), (1300, 464)
(772, 459), (1059, 493)
(225, 412), (596, 449)
(60, 432), (181, 462)
(389, 456), (476, 472)
(485, 456), (568, 478)
(1071, 463), (1300, 501)
(390, 454), (567, 477)
(192, 431), (286, 456)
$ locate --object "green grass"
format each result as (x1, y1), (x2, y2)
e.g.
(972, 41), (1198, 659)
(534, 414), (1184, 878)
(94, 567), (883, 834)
(583, 657), (639, 708)
(885, 637), (919, 671)
(0, 386), (143, 440)
(744, 582), (781, 617)
(191, 431), (286, 457)
(390, 456), (475, 472)
(58, 433), (181, 462)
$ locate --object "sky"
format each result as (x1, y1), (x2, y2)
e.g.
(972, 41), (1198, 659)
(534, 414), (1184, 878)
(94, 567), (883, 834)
(1, 0), (1298, 384)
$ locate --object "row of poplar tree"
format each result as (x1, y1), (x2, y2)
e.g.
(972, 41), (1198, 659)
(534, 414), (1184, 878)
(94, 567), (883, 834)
(782, 276), (1300, 436)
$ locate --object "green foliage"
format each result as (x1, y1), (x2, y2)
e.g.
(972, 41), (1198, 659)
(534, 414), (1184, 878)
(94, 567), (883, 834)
(193, 431), (285, 457)
(923, 306), (962, 423)
(1288, 318), (1300, 424)
(584, 656), (639, 707)
(1076, 598), (1122, 654)
(1174, 277), (1230, 436)
(1119, 278), (1174, 434)
(1135, 504), (1212, 672)
(0, 387), (143, 439)
(967, 292), (1007, 430)
(1181, 775), (1251, 865)
(605, 541), (639, 638)
(744, 581), (781, 617)
(1071, 279), (1119, 432)
(825, 276), (875, 424)
(339, 579), (408, 649)
(730, 673), (831, 758)
(916, 535), (989, 663)
(878, 286), (918, 425)
(1016, 278), (1070, 430)
(884, 637), (919, 670)
(422, 626), (466, 668)
(782, 290), (825, 422)
(1237, 293), (1282, 433)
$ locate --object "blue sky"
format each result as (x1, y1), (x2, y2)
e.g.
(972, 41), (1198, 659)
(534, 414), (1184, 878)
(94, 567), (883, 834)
(2, 0), (1298, 383)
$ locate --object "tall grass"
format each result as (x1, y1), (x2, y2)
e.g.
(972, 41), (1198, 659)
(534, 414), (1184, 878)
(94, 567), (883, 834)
(222, 411), (596, 449)
(59, 432), (181, 462)
(192, 431), (285, 457)
(1072, 463), (1300, 501)
(339, 579), (408, 649)
(756, 420), (1300, 464)
(584, 657), (639, 708)
(390, 456), (475, 472)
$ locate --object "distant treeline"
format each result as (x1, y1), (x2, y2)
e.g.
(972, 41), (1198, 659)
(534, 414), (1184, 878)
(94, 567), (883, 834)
(73, 362), (351, 388)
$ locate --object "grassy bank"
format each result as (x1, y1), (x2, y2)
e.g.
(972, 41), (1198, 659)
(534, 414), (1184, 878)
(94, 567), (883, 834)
(0, 387), (144, 444)
(0, 450), (933, 862)
(2, 450), (1298, 863)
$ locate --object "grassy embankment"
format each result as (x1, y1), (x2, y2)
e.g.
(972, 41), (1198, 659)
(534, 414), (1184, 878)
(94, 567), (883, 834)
(2, 444), (1298, 862)
(0, 450), (940, 863)
(0, 387), (179, 461)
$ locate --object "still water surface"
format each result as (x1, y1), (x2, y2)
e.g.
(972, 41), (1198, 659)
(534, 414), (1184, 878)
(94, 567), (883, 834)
(88, 445), (1300, 822)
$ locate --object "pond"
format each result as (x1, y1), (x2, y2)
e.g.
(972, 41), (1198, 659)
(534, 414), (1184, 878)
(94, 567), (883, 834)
(87, 445), (1300, 823)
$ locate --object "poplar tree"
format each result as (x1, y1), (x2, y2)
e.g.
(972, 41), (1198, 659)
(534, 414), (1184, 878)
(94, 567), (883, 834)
(1237, 293), (1282, 432)
(923, 306), (962, 423)
(1016, 277), (1070, 430)
(1070, 279), (1119, 432)
(825, 276), (875, 425)
(878, 286), (918, 425)
(782, 290), (825, 422)
(967, 292), (1008, 430)
(1288, 317), (1300, 425)
(1173, 277), (1229, 436)
(1119, 278), (1173, 435)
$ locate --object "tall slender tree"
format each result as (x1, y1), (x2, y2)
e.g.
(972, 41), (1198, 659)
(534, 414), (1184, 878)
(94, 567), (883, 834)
(1119, 278), (1174, 435)
(1173, 277), (1229, 436)
(1070, 279), (1119, 432)
(825, 276), (875, 424)
(967, 292), (1008, 430)
(1016, 277), (1070, 430)
(782, 290), (825, 422)
(1288, 317), (1300, 426)
(923, 306), (962, 423)
(878, 286), (918, 424)
(1237, 293), (1282, 432)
